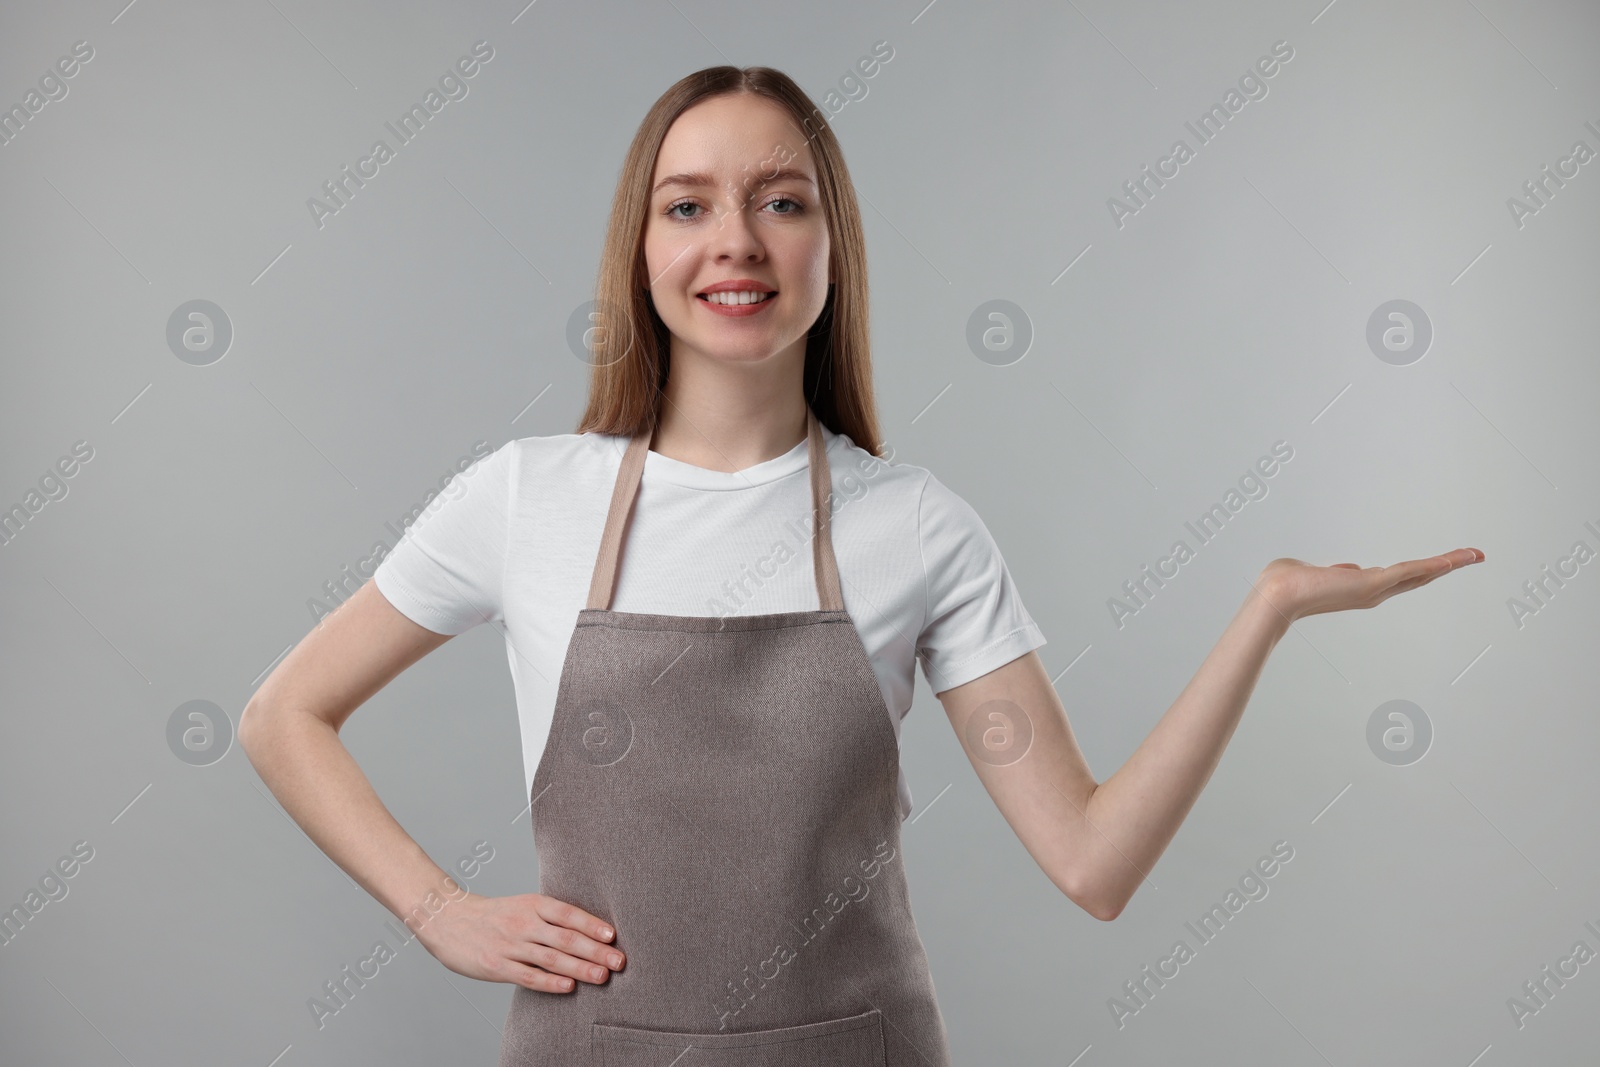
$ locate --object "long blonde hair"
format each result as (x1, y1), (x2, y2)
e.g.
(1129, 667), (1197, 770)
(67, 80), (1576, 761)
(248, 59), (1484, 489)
(574, 66), (885, 457)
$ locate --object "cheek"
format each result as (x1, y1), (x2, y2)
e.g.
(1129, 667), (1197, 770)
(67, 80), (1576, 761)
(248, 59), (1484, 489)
(645, 234), (695, 291)
(797, 251), (832, 296)
(642, 229), (668, 276)
(802, 234), (832, 284)
(774, 236), (830, 287)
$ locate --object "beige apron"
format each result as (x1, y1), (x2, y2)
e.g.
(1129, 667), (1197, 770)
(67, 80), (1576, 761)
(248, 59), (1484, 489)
(499, 408), (952, 1066)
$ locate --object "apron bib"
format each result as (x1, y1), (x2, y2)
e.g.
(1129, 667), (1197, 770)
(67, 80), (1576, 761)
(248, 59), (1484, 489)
(499, 408), (952, 1066)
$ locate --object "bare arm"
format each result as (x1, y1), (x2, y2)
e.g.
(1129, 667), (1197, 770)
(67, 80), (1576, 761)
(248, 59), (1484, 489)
(238, 581), (625, 991)
(936, 547), (1484, 921)
(239, 581), (457, 924)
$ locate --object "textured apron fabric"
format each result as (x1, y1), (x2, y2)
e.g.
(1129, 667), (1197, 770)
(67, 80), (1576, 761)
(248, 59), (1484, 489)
(499, 409), (952, 1066)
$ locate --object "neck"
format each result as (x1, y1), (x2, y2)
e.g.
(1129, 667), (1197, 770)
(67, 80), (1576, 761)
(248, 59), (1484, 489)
(653, 336), (811, 472)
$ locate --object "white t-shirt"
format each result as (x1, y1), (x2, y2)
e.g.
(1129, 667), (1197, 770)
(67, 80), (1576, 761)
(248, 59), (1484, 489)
(371, 422), (1047, 820)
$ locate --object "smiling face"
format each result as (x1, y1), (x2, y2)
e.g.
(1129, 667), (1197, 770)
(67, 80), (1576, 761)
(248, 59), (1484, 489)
(642, 92), (833, 371)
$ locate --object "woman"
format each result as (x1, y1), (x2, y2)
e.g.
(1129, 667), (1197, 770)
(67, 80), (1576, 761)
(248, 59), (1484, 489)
(240, 66), (1482, 1065)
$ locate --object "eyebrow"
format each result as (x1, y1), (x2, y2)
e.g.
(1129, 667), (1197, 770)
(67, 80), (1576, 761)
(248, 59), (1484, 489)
(651, 167), (817, 196)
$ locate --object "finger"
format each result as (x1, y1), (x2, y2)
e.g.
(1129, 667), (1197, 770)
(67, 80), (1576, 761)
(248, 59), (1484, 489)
(1383, 551), (1465, 586)
(1421, 548), (1483, 578)
(1380, 571), (1444, 599)
(542, 920), (627, 971)
(1379, 553), (1479, 600)
(501, 958), (578, 993)
(506, 939), (616, 986)
(530, 901), (626, 970)
(537, 897), (617, 947)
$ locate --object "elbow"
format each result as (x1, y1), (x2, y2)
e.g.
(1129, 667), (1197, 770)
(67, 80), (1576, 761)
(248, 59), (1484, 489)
(238, 700), (335, 764)
(238, 702), (256, 749)
(1087, 897), (1126, 923)
(1063, 866), (1127, 923)
(237, 699), (276, 756)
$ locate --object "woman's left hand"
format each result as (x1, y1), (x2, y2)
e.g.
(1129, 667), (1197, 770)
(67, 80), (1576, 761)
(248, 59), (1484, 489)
(1258, 547), (1485, 622)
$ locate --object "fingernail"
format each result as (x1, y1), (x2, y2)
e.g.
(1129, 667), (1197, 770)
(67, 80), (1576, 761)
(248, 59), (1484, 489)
(600, 926), (613, 941)
(609, 953), (624, 968)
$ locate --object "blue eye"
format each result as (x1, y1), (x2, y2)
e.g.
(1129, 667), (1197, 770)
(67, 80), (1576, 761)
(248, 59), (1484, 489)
(664, 196), (805, 221)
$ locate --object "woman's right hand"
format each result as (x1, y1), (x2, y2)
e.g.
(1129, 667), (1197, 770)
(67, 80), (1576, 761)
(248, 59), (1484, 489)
(413, 891), (626, 993)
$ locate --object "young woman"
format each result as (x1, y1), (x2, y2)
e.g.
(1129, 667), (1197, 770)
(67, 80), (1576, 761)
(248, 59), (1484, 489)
(241, 66), (1482, 1066)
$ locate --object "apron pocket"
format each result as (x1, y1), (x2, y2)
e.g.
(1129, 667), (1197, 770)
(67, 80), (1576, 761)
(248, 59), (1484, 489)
(592, 1008), (885, 1066)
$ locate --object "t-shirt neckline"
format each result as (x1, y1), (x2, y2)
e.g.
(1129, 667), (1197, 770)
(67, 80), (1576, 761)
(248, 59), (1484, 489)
(641, 423), (835, 491)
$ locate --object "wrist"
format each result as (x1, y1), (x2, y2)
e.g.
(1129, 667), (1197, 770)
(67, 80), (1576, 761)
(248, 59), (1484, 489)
(1244, 573), (1296, 640)
(384, 864), (471, 936)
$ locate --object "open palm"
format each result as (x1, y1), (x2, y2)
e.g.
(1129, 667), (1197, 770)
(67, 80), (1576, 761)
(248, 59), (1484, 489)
(1260, 547), (1484, 622)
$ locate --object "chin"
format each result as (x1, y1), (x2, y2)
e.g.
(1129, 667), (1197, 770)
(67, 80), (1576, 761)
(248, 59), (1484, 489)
(699, 341), (787, 363)
(673, 330), (785, 359)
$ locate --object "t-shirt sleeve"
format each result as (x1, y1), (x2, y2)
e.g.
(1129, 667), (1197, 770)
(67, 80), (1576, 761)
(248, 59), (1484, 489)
(914, 470), (1047, 696)
(371, 442), (514, 635)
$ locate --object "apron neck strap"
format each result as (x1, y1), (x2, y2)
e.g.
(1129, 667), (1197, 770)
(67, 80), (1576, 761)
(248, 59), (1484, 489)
(586, 407), (844, 612)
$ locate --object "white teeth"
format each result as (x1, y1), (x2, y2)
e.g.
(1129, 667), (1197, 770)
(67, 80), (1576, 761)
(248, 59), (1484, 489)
(702, 290), (772, 305)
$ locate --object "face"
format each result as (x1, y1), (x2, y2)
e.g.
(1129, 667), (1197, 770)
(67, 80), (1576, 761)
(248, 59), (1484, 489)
(642, 93), (833, 369)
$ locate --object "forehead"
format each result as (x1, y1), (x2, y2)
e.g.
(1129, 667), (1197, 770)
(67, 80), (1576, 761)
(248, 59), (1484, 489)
(652, 93), (817, 185)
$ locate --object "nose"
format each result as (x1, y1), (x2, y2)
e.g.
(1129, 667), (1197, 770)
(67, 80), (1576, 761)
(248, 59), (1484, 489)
(705, 190), (765, 263)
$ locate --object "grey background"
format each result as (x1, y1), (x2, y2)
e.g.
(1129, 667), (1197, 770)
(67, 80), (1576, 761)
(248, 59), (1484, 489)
(3, 0), (1597, 1063)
